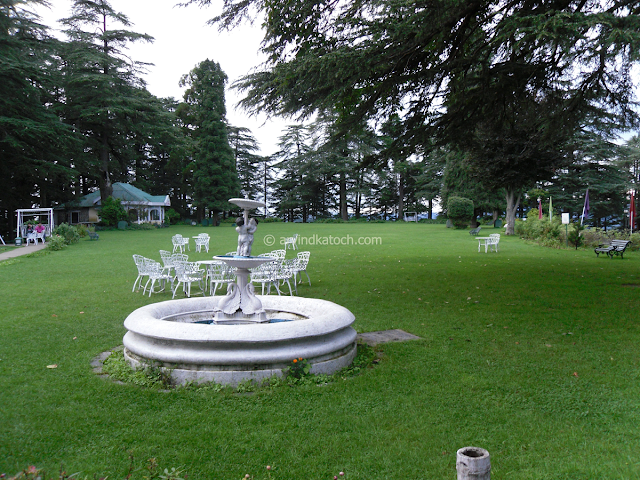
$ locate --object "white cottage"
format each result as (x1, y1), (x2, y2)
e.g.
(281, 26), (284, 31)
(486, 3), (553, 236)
(56, 183), (171, 226)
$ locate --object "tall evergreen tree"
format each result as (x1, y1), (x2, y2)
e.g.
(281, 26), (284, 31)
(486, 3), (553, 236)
(0, 0), (75, 237)
(188, 0), (640, 232)
(227, 125), (260, 198)
(179, 59), (239, 221)
(60, 0), (153, 202)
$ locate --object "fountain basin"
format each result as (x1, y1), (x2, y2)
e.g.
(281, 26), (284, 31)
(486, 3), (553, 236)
(123, 296), (357, 386)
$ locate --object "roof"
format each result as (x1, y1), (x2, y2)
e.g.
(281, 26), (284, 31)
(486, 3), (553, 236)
(60, 183), (170, 209)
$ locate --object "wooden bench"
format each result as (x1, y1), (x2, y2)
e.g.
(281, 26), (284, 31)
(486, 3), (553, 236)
(88, 231), (99, 241)
(469, 226), (481, 236)
(594, 239), (630, 259)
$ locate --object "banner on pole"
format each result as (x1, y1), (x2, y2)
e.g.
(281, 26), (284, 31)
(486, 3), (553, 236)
(581, 189), (589, 225)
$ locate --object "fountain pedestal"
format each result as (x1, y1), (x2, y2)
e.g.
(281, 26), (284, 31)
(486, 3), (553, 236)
(213, 255), (274, 324)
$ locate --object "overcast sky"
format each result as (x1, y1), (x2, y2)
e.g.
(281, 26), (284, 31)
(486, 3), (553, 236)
(33, 0), (291, 157)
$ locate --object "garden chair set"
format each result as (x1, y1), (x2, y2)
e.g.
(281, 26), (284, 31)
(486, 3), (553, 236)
(475, 234), (500, 253)
(132, 254), (175, 297)
(249, 250), (311, 296)
(133, 247), (311, 299)
(133, 252), (206, 298)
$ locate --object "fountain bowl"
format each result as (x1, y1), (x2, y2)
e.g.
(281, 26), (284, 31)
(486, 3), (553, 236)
(123, 296), (357, 386)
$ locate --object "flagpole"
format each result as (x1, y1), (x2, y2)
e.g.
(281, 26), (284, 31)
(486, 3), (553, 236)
(631, 191), (635, 235)
(581, 188), (589, 226)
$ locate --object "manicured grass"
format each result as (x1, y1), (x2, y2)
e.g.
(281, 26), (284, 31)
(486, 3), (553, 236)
(1, 223), (639, 479)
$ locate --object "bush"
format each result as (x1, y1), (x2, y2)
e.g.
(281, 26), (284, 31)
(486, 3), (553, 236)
(315, 218), (346, 223)
(447, 196), (474, 228)
(76, 224), (89, 238)
(99, 197), (127, 227)
(45, 234), (66, 251)
(567, 222), (585, 249)
(127, 222), (154, 230)
(165, 208), (181, 225)
(259, 216), (282, 223)
(52, 223), (80, 245)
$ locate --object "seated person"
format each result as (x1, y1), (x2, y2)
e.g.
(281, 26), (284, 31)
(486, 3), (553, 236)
(35, 223), (46, 242)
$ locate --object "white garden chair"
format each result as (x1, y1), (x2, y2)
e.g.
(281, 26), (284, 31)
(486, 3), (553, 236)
(269, 249), (286, 260)
(292, 251), (311, 286)
(132, 255), (151, 292)
(161, 251), (188, 279)
(143, 260), (175, 296)
(250, 260), (280, 295)
(284, 233), (298, 250)
(172, 262), (206, 298)
(277, 259), (297, 295)
(489, 234), (500, 253)
(194, 233), (210, 253)
(207, 261), (236, 295)
(172, 234), (190, 253)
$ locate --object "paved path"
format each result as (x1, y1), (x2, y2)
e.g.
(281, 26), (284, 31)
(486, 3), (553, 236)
(0, 243), (47, 261)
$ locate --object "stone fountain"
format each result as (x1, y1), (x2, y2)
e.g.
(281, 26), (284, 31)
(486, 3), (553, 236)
(122, 198), (357, 386)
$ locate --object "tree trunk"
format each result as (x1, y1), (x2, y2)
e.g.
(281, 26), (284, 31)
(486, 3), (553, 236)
(99, 135), (113, 203)
(505, 186), (521, 235)
(428, 198), (433, 219)
(397, 172), (404, 219)
(340, 171), (348, 221)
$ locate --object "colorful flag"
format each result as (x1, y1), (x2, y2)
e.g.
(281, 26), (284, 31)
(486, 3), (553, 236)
(631, 191), (636, 233)
(549, 196), (553, 221)
(581, 189), (589, 225)
(538, 198), (543, 219)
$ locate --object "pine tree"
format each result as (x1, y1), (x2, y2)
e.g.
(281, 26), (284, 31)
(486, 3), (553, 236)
(179, 59), (239, 222)
(60, 0), (153, 202)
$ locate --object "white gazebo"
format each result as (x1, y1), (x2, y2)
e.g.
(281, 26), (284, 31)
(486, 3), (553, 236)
(16, 208), (55, 239)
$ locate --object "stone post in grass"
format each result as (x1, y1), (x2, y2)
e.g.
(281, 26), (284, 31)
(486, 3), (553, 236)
(456, 446), (490, 480)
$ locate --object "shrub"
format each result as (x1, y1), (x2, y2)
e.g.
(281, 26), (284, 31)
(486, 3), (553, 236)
(567, 222), (585, 249)
(51, 223), (80, 245)
(45, 234), (66, 251)
(127, 222), (154, 230)
(165, 208), (181, 225)
(260, 216), (283, 223)
(75, 224), (89, 238)
(99, 197), (127, 227)
(447, 196), (474, 228)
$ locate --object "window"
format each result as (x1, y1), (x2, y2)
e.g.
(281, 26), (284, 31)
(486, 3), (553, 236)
(71, 211), (80, 224)
(150, 209), (160, 221)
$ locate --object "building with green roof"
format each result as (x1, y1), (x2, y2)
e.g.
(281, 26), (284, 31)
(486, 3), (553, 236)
(55, 183), (171, 226)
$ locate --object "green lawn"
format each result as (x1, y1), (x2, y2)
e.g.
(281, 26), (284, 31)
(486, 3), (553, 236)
(1, 223), (639, 479)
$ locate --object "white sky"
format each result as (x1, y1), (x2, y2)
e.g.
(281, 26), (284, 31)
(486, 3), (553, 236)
(33, 0), (290, 157)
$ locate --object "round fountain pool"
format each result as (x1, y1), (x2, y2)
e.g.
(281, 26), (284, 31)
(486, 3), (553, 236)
(123, 296), (357, 386)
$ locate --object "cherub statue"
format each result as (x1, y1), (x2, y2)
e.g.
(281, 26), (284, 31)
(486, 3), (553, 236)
(236, 217), (259, 256)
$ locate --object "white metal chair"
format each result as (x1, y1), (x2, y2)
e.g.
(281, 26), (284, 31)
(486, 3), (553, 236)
(276, 259), (296, 295)
(284, 234), (298, 250)
(270, 249), (286, 260)
(292, 251), (311, 286)
(172, 262), (206, 298)
(194, 233), (210, 253)
(143, 260), (175, 296)
(489, 234), (500, 253)
(207, 261), (236, 295)
(132, 255), (151, 292)
(172, 234), (190, 253)
(25, 232), (37, 246)
(250, 260), (280, 295)
(160, 251), (188, 279)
